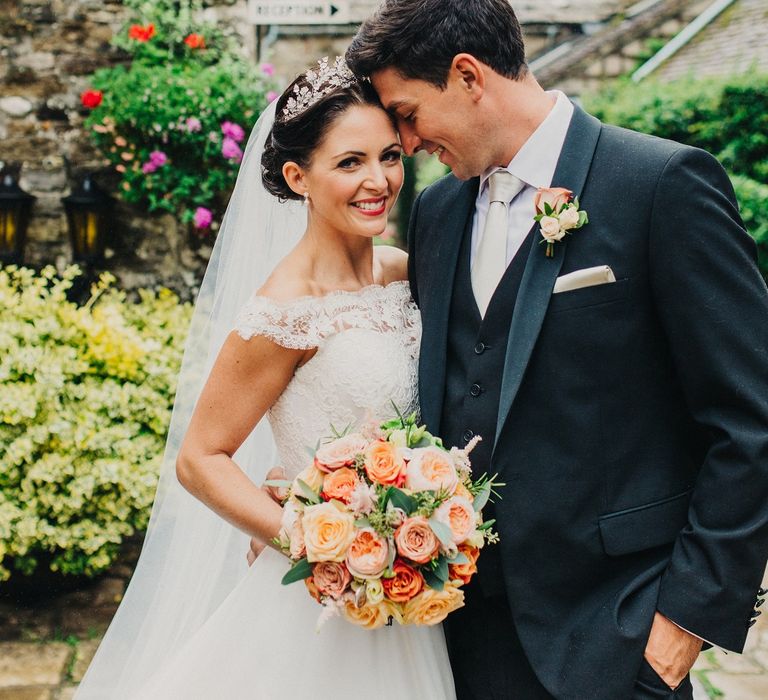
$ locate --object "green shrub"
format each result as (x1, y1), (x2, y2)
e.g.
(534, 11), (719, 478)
(0, 266), (192, 580)
(584, 71), (768, 181)
(82, 0), (278, 233)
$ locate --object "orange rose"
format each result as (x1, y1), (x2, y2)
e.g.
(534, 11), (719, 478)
(314, 433), (368, 473)
(534, 186), (572, 215)
(405, 447), (458, 493)
(346, 528), (389, 579)
(402, 584), (465, 626)
(364, 440), (406, 486)
(305, 576), (322, 603)
(312, 561), (352, 599)
(342, 599), (401, 629)
(448, 544), (480, 585)
(433, 496), (476, 544)
(302, 501), (356, 562)
(382, 560), (424, 603)
(321, 467), (359, 504)
(394, 516), (439, 564)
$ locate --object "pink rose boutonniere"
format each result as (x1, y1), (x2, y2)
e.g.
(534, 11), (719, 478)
(534, 187), (589, 257)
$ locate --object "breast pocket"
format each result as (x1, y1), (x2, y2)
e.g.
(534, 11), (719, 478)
(548, 277), (630, 313)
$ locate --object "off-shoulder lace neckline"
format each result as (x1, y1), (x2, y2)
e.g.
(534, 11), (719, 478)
(253, 279), (410, 307)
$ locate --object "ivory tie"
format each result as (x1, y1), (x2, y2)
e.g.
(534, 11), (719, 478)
(471, 170), (526, 316)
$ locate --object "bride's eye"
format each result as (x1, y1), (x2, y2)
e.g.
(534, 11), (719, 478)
(382, 149), (402, 163)
(337, 157), (359, 169)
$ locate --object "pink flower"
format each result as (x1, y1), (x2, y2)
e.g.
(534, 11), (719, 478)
(260, 62), (275, 77)
(312, 562), (351, 599)
(142, 161), (157, 174)
(266, 90), (279, 104)
(534, 186), (572, 215)
(221, 137), (243, 163)
(314, 433), (368, 473)
(185, 117), (202, 132)
(405, 446), (459, 493)
(394, 516), (440, 564)
(221, 121), (245, 143)
(433, 496), (476, 544)
(193, 206), (213, 229)
(149, 150), (167, 166)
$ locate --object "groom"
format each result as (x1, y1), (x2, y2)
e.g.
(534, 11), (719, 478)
(346, 1), (768, 698)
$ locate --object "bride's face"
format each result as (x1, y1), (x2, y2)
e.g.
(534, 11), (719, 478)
(300, 105), (403, 239)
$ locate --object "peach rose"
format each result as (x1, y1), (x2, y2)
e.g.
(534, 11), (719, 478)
(534, 186), (572, 215)
(448, 544), (480, 585)
(394, 516), (439, 564)
(346, 527), (389, 579)
(312, 561), (352, 599)
(433, 496), (476, 544)
(405, 447), (459, 493)
(302, 501), (356, 562)
(382, 559), (425, 603)
(454, 482), (474, 502)
(314, 433), (368, 473)
(364, 440), (406, 486)
(321, 467), (359, 504)
(292, 464), (324, 493)
(559, 204), (580, 230)
(342, 599), (402, 629)
(402, 583), (465, 626)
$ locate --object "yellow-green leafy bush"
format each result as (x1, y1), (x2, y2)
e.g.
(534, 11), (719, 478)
(0, 266), (192, 580)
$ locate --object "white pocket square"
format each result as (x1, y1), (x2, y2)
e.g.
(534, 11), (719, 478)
(553, 265), (616, 294)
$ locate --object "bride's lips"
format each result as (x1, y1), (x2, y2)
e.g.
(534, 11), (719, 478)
(351, 197), (387, 217)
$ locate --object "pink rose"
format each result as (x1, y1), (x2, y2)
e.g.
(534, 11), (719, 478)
(405, 447), (459, 493)
(534, 186), (572, 215)
(346, 528), (389, 579)
(314, 433), (368, 473)
(312, 561), (351, 599)
(433, 496), (476, 544)
(394, 516), (439, 564)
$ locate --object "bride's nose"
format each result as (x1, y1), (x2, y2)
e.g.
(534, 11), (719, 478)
(363, 163), (388, 192)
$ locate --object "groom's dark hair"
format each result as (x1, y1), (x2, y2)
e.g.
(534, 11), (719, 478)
(346, 0), (527, 88)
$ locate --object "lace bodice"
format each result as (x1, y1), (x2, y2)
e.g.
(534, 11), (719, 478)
(234, 281), (420, 477)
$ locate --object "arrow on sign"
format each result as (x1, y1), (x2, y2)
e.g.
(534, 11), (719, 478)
(330, 4), (338, 15)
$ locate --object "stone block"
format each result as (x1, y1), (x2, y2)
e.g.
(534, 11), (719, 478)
(0, 688), (53, 700)
(0, 642), (70, 687)
(69, 639), (100, 683)
(0, 96), (33, 117)
(20, 162), (68, 193)
(16, 51), (55, 72)
(56, 686), (78, 700)
(26, 215), (66, 244)
(702, 671), (768, 699)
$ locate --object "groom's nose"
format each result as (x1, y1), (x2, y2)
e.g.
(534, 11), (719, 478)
(398, 122), (423, 156)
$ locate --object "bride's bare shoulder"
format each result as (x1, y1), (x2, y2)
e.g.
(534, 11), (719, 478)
(374, 245), (409, 285)
(255, 259), (318, 303)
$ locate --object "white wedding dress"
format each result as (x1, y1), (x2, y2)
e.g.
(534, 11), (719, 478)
(131, 281), (456, 699)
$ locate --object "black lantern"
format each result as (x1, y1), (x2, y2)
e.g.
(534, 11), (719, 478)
(0, 174), (36, 266)
(62, 175), (113, 265)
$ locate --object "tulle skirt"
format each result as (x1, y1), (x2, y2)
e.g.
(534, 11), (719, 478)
(131, 547), (456, 699)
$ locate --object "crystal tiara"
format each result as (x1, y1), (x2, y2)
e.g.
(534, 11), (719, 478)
(281, 56), (358, 120)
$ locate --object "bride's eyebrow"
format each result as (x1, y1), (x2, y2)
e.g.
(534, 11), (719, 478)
(381, 142), (401, 152)
(331, 150), (366, 159)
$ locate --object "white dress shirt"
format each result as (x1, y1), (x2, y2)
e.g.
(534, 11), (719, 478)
(470, 91), (574, 267)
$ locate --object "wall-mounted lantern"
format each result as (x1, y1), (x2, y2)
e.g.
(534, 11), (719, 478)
(62, 175), (113, 265)
(0, 174), (36, 266)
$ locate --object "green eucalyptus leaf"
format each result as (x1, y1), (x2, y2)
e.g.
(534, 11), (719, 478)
(422, 568), (445, 591)
(473, 482), (491, 512)
(429, 519), (454, 549)
(281, 557), (313, 585)
(388, 487), (416, 514)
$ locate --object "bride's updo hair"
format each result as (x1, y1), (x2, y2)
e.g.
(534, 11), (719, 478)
(261, 67), (385, 201)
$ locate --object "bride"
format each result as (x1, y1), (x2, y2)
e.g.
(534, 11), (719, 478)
(74, 58), (456, 699)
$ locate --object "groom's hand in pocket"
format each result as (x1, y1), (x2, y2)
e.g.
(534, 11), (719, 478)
(644, 612), (703, 688)
(247, 466), (288, 566)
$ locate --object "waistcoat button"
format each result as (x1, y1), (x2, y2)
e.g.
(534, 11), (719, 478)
(474, 342), (486, 355)
(469, 383), (482, 397)
(462, 429), (474, 442)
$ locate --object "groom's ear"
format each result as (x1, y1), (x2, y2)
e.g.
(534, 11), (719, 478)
(451, 53), (485, 101)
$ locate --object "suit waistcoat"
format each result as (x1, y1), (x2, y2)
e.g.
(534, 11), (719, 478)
(440, 223), (534, 596)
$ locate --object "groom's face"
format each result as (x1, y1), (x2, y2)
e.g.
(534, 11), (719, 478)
(372, 67), (489, 180)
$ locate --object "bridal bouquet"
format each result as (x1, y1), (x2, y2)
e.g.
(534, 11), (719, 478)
(268, 410), (500, 630)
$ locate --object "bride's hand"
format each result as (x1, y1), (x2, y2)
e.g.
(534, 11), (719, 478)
(264, 466), (289, 503)
(246, 536), (267, 566)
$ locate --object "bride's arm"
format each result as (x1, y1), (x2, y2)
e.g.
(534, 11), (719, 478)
(176, 331), (310, 546)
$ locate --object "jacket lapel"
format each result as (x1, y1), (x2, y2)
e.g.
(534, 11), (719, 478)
(494, 107), (602, 446)
(419, 177), (478, 432)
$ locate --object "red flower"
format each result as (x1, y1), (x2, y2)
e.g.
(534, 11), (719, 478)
(81, 90), (103, 109)
(184, 33), (205, 49)
(128, 23), (156, 42)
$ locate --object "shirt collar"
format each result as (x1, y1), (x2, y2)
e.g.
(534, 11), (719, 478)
(479, 90), (574, 194)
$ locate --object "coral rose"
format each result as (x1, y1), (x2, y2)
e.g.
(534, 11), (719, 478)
(312, 561), (352, 599)
(128, 23), (155, 42)
(382, 560), (424, 603)
(364, 440), (406, 486)
(314, 433), (368, 472)
(394, 516), (439, 564)
(302, 501), (356, 562)
(403, 584), (465, 626)
(433, 496), (476, 544)
(321, 467), (359, 504)
(405, 447), (459, 493)
(448, 544), (480, 585)
(184, 33), (205, 49)
(346, 528), (389, 579)
(305, 576), (322, 603)
(80, 90), (103, 109)
(534, 186), (572, 215)
(342, 599), (401, 629)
